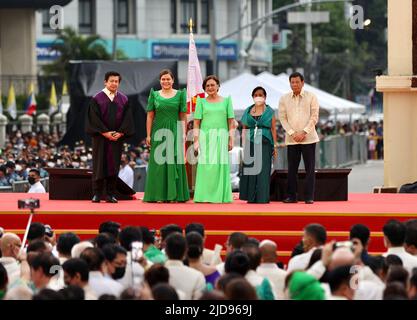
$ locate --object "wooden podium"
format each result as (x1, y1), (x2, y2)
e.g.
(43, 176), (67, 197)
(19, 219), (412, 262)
(270, 169), (351, 201)
(45, 168), (136, 200)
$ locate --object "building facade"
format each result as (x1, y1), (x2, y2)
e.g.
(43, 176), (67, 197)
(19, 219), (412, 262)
(36, 0), (273, 84)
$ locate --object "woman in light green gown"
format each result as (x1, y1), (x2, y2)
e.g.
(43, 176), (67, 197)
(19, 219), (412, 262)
(193, 75), (235, 203)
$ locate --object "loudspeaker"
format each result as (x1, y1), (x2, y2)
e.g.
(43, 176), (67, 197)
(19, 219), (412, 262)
(46, 168), (136, 200)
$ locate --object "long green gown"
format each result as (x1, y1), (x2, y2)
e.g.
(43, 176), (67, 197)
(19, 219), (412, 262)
(193, 96), (235, 203)
(239, 105), (274, 203)
(143, 88), (190, 202)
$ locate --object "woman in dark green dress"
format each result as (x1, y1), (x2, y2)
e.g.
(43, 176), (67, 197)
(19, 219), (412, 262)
(239, 86), (278, 203)
(143, 69), (190, 202)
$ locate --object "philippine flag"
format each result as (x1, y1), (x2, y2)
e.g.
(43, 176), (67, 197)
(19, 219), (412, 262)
(25, 83), (37, 116)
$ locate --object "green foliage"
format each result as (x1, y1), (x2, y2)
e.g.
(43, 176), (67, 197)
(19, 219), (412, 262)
(42, 27), (127, 78)
(272, 0), (387, 99)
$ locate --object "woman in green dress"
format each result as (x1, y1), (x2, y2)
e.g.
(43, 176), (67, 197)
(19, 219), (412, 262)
(143, 69), (190, 202)
(193, 75), (235, 203)
(239, 86), (278, 203)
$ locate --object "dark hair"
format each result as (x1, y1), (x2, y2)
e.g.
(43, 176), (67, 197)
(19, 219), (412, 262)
(0, 263), (8, 290)
(224, 278), (258, 300)
(98, 294), (117, 300)
(27, 239), (48, 254)
(139, 226), (155, 245)
(159, 69), (174, 80)
(119, 226), (142, 251)
(386, 265), (409, 287)
(29, 168), (41, 177)
(102, 244), (127, 262)
(242, 243), (261, 271)
(224, 250), (250, 276)
(328, 265), (353, 294)
(349, 224), (371, 247)
(33, 288), (64, 300)
(30, 252), (60, 277)
(28, 222), (45, 241)
(405, 220), (417, 248)
(386, 254), (403, 267)
(304, 224), (327, 245)
(160, 224), (182, 241)
(186, 231), (204, 259)
(80, 247), (105, 271)
(227, 232), (248, 250)
(62, 258), (90, 282)
(59, 285), (85, 300)
(152, 283), (179, 300)
(199, 290), (226, 300)
(99, 221), (121, 239)
(144, 264), (170, 288)
(368, 255), (388, 275)
(251, 86), (267, 97)
(216, 272), (242, 291)
(165, 232), (186, 260)
(383, 281), (408, 300)
(94, 232), (116, 249)
(185, 223), (205, 237)
(291, 240), (305, 258)
(57, 233), (80, 256)
(289, 72), (304, 82)
(383, 220), (406, 246)
(203, 75), (220, 90)
(306, 248), (323, 269)
(104, 71), (122, 82)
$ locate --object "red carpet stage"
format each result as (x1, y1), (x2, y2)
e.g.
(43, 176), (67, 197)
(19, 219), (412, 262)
(1, 193), (416, 265)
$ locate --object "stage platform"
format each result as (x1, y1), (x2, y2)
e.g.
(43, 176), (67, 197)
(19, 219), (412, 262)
(1, 193), (416, 265)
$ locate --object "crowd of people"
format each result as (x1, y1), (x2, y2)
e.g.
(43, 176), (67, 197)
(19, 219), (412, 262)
(0, 219), (416, 300)
(0, 130), (150, 188)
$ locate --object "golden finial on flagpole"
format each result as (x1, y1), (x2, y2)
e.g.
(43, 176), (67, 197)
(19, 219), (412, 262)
(189, 18), (194, 34)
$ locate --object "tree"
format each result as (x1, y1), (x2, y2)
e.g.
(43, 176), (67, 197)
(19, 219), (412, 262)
(272, 0), (387, 100)
(42, 27), (127, 78)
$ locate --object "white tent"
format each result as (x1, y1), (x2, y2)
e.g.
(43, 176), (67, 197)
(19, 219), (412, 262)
(218, 72), (285, 118)
(257, 72), (366, 115)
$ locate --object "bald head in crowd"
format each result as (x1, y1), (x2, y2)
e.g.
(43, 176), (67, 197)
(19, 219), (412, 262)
(329, 247), (355, 271)
(259, 240), (278, 263)
(0, 233), (22, 258)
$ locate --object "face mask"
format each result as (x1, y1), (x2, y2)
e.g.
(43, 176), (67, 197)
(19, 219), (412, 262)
(253, 97), (265, 105)
(111, 267), (126, 280)
(80, 156), (87, 162)
(28, 177), (36, 185)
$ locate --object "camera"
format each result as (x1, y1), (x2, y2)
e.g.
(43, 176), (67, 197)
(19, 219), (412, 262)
(131, 241), (143, 261)
(45, 224), (54, 237)
(333, 241), (354, 251)
(18, 198), (40, 210)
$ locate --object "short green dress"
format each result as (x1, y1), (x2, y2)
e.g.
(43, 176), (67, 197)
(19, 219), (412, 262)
(143, 88), (190, 202)
(193, 96), (235, 203)
(239, 105), (274, 203)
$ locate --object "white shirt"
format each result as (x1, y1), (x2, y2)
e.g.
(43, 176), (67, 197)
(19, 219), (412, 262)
(118, 165), (134, 189)
(88, 271), (124, 298)
(278, 89), (320, 145)
(256, 263), (287, 299)
(118, 252), (144, 290)
(103, 88), (117, 101)
(202, 248), (222, 266)
(28, 181), (46, 193)
(287, 248), (316, 273)
(383, 247), (417, 274)
(165, 259), (206, 300)
(0, 257), (20, 287)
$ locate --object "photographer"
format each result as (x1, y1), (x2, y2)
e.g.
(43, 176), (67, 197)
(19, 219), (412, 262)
(27, 169), (45, 194)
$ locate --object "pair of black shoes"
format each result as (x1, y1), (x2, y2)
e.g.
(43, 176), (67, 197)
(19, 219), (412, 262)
(283, 197), (314, 204)
(92, 195), (118, 203)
